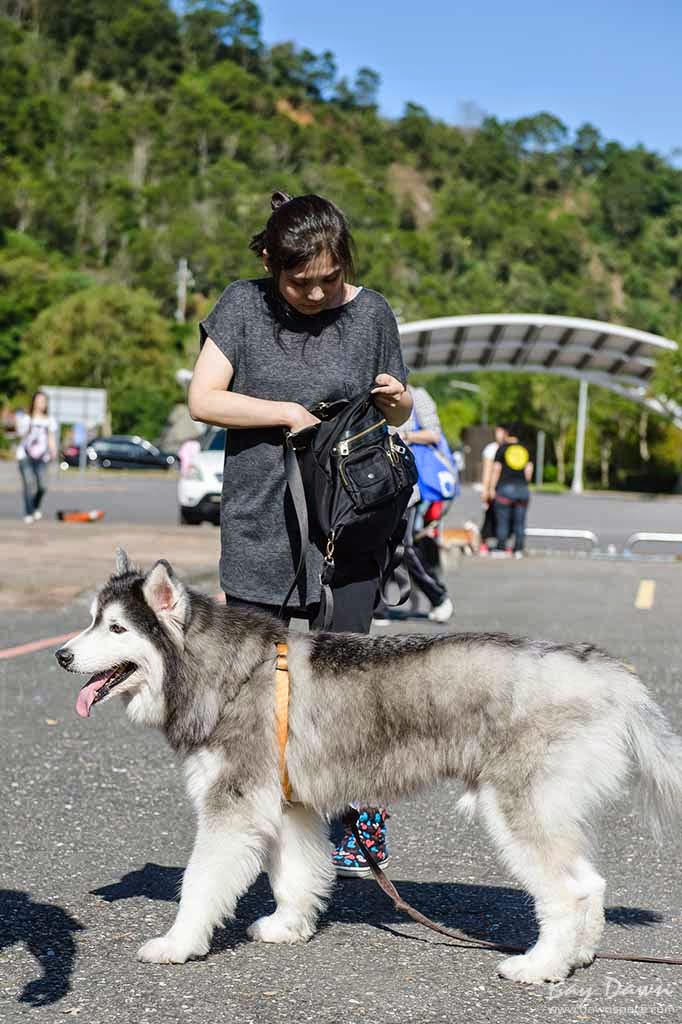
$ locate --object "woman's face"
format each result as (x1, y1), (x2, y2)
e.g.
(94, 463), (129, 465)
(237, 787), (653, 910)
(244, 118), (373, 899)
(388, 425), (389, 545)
(276, 251), (346, 315)
(33, 393), (47, 415)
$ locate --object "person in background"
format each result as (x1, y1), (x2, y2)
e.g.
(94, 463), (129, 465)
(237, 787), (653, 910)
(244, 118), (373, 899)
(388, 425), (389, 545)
(479, 424), (508, 556)
(398, 385), (454, 623)
(177, 436), (201, 476)
(15, 391), (58, 523)
(489, 424), (533, 558)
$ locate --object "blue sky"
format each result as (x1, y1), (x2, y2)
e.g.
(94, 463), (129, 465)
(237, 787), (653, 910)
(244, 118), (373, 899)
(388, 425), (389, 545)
(257, 0), (682, 159)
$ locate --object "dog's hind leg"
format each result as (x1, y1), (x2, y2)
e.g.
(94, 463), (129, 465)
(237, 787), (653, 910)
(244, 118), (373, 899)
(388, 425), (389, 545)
(571, 856), (605, 967)
(248, 804), (334, 944)
(478, 785), (588, 985)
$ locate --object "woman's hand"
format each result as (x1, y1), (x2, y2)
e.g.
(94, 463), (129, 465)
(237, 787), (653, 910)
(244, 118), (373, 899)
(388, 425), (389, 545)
(372, 374), (412, 426)
(285, 403), (321, 434)
(371, 373), (405, 408)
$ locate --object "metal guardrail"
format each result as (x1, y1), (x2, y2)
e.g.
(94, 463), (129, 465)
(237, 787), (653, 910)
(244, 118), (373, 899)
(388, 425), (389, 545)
(623, 532), (682, 558)
(525, 528), (600, 551)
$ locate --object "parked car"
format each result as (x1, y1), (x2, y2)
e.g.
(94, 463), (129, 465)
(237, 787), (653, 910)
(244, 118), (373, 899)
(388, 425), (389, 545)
(60, 435), (177, 471)
(177, 427), (226, 525)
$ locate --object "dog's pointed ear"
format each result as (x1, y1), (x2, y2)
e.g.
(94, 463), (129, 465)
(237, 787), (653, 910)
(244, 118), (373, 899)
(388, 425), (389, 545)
(115, 546), (131, 575)
(142, 560), (188, 641)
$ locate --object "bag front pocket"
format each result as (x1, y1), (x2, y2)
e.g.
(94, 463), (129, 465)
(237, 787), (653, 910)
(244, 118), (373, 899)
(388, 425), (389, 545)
(339, 446), (398, 511)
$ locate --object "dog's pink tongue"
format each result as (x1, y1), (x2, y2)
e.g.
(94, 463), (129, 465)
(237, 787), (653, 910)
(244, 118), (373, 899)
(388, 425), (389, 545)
(76, 681), (101, 718)
(76, 674), (109, 718)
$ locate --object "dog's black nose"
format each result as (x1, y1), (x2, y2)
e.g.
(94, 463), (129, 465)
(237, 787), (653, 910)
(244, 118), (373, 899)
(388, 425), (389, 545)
(55, 647), (74, 669)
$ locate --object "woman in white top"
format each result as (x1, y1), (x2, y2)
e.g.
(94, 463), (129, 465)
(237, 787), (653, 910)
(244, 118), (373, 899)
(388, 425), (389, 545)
(16, 391), (58, 523)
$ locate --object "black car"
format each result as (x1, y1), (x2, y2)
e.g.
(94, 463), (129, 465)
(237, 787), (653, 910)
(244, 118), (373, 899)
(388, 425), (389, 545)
(61, 435), (177, 470)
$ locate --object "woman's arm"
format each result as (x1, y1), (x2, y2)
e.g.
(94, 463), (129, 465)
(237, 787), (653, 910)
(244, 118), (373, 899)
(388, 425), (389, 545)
(188, 338), (319, 433)
(402, 427), (440, 445)
(481, 457), (494, 497)
(48, 423), (58, 460)
(371, 374), (412, 426)
(490, 460), (502, 493)
(524, 461), (534, 482)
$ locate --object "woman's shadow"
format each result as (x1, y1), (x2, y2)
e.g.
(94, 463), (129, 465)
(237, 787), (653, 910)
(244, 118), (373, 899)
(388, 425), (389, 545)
(0, 890), (84, 1007)
(92, 863), (662, 954)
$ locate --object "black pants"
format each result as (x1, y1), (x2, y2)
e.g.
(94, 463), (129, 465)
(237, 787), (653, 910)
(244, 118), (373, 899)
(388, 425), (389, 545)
(481, 502), (497, 543)
(226, 574), (379, 634)
(404, 508), (447, 608)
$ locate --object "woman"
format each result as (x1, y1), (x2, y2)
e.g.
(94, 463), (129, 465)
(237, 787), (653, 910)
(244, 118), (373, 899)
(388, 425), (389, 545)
(188, 191), (412, 874)
(16, 391), (58, 523)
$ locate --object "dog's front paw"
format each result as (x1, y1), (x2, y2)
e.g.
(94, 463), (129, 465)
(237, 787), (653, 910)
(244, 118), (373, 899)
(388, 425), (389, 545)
(497, 953), (570, 985)
(247, 913), (312, 944)
(137, 933), (206, 964)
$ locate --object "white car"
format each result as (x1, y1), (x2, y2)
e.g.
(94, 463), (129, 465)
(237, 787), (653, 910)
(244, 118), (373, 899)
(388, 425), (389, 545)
(177, 428), (225, 525)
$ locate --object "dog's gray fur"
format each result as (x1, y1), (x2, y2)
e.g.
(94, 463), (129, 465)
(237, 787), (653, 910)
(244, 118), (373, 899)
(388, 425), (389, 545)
(56, 552), (682, 984)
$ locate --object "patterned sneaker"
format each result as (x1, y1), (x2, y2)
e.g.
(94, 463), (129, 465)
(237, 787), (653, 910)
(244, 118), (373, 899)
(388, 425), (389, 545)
(332, 808), (390, 877)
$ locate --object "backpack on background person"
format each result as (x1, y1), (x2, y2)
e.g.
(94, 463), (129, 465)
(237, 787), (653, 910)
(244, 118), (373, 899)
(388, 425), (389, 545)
(408, 409), (461, 504)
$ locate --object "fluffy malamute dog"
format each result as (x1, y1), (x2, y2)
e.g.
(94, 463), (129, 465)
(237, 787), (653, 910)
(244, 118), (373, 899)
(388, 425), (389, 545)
(55, 550), (682, 984)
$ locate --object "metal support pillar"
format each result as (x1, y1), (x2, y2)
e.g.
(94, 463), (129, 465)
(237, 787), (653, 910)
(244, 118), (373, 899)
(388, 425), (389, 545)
(535, 430), (545, 486)
(572, 379), (589, 494)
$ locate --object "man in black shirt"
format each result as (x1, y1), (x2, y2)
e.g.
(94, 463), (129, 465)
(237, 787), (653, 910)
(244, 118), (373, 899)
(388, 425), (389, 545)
(490, 425), (534, 558)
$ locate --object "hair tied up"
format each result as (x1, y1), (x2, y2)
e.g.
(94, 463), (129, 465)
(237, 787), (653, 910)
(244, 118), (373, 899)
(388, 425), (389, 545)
(271, 190), (293, 211)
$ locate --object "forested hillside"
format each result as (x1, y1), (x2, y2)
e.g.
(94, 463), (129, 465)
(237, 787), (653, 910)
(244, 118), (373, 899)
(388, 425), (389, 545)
(1, 1), (681, 487)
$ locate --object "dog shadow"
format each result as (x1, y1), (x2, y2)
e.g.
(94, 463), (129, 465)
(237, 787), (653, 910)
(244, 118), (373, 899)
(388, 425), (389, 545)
(0, 889), (84, 1007)
(91, 864), (662, 954)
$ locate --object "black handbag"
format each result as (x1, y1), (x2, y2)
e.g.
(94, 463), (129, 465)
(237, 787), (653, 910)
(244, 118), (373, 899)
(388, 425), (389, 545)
(282, 390), (418, 624)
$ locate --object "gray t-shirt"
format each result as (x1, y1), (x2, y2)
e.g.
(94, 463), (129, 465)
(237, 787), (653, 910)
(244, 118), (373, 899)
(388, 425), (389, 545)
(199, 278), (408, 608)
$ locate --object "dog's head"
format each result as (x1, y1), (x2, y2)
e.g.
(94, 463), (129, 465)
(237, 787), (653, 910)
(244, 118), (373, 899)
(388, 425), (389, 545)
(55, 548), (189, 726)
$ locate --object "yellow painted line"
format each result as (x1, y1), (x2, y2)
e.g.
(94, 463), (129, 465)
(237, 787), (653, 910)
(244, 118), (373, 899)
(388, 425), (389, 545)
(634, 579), (656, 611)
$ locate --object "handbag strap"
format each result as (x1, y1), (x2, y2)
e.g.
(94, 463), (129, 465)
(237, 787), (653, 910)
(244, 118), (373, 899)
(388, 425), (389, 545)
(279, 441), (310, 618)
(280, 438), (336, 628)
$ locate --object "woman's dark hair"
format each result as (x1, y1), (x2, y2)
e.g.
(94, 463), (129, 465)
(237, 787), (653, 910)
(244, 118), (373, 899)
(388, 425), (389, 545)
(249, 191), (356, 283)
(29, 390), (48, 416)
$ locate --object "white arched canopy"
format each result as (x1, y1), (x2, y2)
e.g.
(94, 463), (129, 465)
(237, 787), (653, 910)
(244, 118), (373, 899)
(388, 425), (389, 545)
(398, 313), (681, 491)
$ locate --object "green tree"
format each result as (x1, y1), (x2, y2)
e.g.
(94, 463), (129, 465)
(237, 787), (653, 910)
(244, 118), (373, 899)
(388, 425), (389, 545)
(184, 0), (262, 70)
(529, 376), (579, 485)
(0, 231), (91, 396)
(16, 284), (181, 437)
(37, 0), (183, 87)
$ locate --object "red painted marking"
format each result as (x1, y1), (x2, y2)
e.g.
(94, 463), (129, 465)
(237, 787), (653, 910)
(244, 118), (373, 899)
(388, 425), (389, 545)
(0, 631), (78, 661)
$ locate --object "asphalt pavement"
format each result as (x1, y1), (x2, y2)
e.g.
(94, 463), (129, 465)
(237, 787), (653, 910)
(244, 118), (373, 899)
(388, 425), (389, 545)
(1, 459), (682, 553)
(2, 547), (682, 1023)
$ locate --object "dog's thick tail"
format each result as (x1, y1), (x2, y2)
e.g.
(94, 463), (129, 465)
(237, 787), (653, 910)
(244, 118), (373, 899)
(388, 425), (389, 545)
(625, 674), (682, 842)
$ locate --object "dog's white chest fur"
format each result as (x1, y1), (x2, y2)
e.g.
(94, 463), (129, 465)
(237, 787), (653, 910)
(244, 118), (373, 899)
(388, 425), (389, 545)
(184, 749), (226, 812)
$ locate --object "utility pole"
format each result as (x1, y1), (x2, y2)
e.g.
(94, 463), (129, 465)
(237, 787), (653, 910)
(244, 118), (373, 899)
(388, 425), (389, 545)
(572, 379), (589, 494)
(175, 258), (195, 324)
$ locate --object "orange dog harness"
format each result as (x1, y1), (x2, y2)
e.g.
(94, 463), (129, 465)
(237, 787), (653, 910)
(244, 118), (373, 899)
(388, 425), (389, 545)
(274, 642), (292, 802)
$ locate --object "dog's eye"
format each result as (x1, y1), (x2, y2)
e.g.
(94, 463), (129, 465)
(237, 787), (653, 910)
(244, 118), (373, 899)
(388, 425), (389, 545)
(109, 623), (127, 634)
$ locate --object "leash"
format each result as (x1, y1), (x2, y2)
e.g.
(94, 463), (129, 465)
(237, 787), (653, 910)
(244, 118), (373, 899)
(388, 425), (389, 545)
(342, 816), (682, 967)
(273, 647), (682, 967)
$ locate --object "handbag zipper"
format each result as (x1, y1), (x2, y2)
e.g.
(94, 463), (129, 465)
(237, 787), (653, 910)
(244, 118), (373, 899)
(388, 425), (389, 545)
(334, 419), (387, 456)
